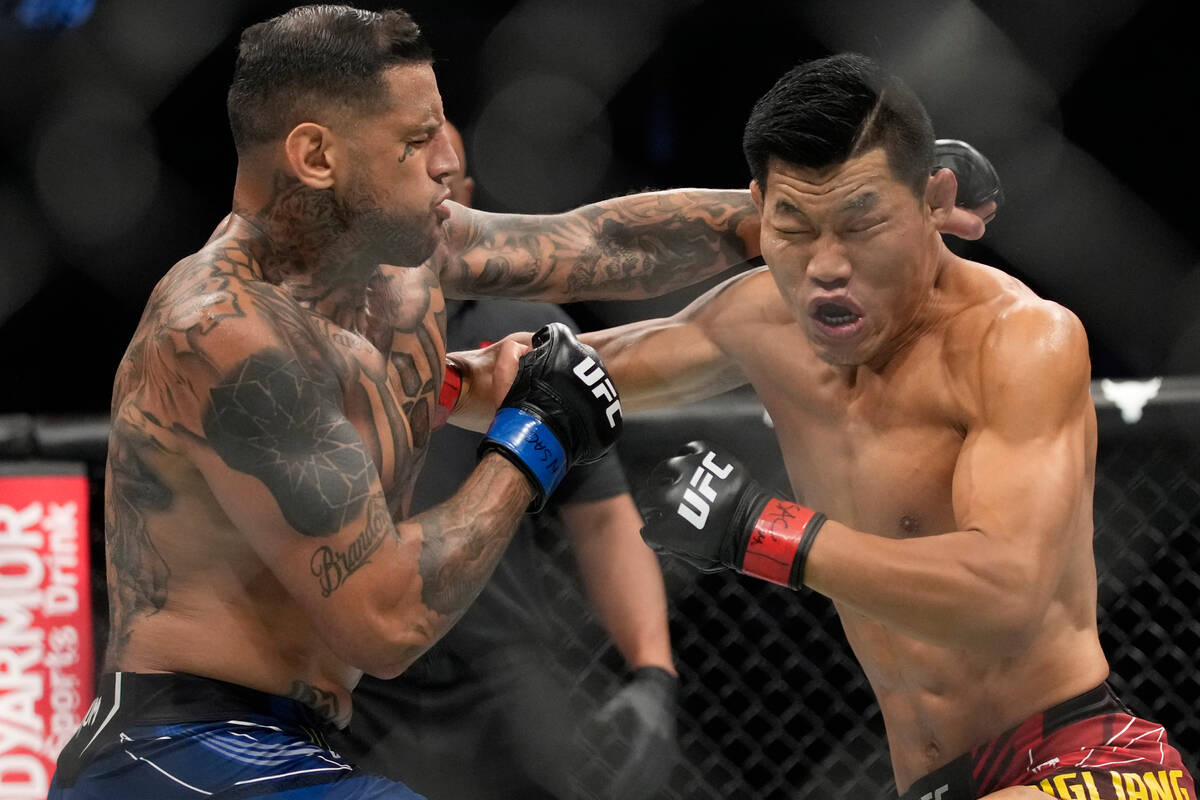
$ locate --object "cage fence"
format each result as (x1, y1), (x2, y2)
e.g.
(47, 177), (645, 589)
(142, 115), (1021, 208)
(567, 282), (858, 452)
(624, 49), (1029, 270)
(0, 378), (1196, 799)
(531, 381), (1200, 799)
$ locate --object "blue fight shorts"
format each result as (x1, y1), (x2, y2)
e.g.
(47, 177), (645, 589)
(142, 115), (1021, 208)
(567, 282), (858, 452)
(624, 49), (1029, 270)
(49, 672), (426, 799)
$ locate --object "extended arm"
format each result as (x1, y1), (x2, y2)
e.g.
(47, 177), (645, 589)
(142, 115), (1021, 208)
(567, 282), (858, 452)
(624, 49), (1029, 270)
(580, 267), (769, 412)
(434, 139), (1000, 303)
(437, 189), (762, 303)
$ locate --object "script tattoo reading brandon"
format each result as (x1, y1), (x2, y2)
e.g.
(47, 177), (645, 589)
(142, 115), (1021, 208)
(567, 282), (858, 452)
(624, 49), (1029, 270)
(310, 496), (392, 596)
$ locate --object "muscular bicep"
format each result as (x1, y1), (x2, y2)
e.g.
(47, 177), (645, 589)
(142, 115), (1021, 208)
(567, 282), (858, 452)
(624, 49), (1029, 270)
(436, 190), (760, 303)
(950, 304), (1095, 608)
(185, 330), (532, 678)
(191, 347), (414, 616)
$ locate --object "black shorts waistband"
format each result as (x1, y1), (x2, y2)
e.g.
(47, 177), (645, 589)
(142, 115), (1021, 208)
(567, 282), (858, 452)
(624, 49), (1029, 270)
(96, 671), (330, 730)
(1039, 681), (1129, 736)
(53, 672), (337, 789)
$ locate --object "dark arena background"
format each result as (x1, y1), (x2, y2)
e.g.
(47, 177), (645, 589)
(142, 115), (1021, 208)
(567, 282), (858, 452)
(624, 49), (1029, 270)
(1, 1), (1197, 798)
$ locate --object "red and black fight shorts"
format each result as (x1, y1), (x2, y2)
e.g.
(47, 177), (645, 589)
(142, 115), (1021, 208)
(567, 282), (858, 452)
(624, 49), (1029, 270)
(898, 683), (1195, 799)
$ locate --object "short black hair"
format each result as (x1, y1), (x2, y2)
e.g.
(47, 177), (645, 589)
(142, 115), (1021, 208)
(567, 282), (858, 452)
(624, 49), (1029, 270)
(742, 53), (934, 197)
(227, 5), (432, 151)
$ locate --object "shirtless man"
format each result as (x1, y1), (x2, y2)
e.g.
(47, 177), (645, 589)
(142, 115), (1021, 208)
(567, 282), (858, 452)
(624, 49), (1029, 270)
(589, 54), (1197, 799)
(45, 6), (995, 797)
(46, 6), (766, 798)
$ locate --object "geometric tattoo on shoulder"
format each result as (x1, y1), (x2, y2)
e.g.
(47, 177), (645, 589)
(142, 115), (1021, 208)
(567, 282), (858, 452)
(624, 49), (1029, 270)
(202, 349), (373, 537)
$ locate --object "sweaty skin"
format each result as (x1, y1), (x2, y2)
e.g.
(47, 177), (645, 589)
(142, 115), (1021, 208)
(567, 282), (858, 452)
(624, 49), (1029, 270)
(102, 62), (764, 729)
(585, 149), (1106, 795)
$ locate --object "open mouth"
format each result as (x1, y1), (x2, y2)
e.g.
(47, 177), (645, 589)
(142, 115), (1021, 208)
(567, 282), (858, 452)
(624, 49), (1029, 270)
(813, 302), (861, 328)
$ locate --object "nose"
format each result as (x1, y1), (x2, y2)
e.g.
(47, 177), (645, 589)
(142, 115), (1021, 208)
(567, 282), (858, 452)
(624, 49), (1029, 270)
(429, 129), (458, 185)
(807, 234), (851, 289)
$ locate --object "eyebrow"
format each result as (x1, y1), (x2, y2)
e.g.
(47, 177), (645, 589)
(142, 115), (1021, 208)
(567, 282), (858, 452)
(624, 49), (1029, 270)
(408, 120), (440, 137)
(840, 191), (880, 213)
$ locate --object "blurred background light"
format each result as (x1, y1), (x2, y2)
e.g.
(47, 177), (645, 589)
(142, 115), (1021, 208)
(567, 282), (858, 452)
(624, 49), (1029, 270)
(472, 74), (613, 212)
(32, 85), (160, 247)
(0, 0), (1198, 412)
(13, 0), (94, 29)
(0, 186), (52, 321)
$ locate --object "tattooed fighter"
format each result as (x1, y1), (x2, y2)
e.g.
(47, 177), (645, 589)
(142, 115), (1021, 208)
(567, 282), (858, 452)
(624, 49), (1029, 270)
(42, 6), (772, 798)
(47, 5), (995, 796)
(595, 54), (1196, 799)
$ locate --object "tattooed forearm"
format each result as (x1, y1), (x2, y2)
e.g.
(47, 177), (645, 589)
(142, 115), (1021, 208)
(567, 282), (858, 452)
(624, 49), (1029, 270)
(414, 456), (531, 616)
(310, 495), (392, 596)
(202, 349), (374, 536)
(443, 189), (761, 302)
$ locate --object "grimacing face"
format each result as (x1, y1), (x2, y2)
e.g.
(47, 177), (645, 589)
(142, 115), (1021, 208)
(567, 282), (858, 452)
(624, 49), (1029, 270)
(752, 148), (940, 368)
(335, 62), (459, 266)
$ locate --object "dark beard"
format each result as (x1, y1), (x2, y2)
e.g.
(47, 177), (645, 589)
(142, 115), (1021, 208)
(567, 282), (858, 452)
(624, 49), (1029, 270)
(253, 172), (440, 285)
(343, 204), (439, 269)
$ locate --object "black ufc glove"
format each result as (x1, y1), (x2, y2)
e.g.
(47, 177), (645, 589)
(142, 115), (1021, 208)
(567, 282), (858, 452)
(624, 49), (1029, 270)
(934, 138), (1004, 210)
(480, 322), (622, 511)
(636, 441), (825, 589)
(590, 666), (680, 800)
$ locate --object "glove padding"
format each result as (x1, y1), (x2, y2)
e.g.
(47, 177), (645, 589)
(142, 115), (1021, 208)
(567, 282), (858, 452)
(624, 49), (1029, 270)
(637, 441), (825, 588)
(636, 441), (769, 572)
(480, 322), (622, 511)
(588, 666), (680, 800)
(934, 138), (1004, 210)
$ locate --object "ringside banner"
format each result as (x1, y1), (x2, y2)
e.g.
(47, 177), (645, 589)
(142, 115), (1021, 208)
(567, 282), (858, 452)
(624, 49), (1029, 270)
(0, 466), (93, 799)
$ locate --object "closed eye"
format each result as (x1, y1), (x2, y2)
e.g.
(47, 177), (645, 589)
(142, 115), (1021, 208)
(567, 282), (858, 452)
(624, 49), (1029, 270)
(845, 219), (885, 235)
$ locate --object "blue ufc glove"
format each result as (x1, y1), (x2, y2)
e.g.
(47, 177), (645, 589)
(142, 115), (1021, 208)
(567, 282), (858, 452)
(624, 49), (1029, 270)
(480, 322), (622, 511)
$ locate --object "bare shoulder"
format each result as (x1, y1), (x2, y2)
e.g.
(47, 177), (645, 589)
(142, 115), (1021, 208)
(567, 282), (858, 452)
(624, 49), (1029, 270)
(980, 274), (1089, 379)
(951, 261), (1091, 423)
(117, 242), (332, 433)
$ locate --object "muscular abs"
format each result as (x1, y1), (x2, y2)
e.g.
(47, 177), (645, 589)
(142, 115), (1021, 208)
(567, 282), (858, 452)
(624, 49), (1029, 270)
(104, 238), (445, 727)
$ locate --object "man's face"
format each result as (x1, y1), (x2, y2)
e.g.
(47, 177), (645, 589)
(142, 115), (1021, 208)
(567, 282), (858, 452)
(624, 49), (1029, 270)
(335, 62), (458, 266)
(753, 148), (937, 367)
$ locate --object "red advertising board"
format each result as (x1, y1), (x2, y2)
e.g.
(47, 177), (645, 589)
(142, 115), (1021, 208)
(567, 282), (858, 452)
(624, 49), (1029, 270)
(0, 468), (94, 799)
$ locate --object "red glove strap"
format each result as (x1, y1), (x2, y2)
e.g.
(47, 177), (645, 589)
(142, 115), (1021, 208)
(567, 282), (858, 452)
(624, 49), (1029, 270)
(741, 498), (823, 587)
(433, 362), (463, 430)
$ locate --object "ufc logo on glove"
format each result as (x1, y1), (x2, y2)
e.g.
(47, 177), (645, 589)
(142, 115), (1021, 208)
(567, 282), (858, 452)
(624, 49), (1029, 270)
(573, 357), (621, 428)
(677, 451), (734, 529)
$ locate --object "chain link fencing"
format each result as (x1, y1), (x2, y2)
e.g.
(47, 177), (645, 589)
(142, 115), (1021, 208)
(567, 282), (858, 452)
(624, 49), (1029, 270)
(1, 378), (1196, 799)
(533, 383), (1200, 799)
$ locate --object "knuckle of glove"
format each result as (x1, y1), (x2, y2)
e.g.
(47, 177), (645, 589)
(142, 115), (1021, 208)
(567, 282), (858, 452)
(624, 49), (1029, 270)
(507, 322), (621, 465)
(933, 138), (1004, 209)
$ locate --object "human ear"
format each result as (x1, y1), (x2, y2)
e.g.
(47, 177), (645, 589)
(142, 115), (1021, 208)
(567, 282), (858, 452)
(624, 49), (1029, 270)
(283, 123), (337, 189)
(925, 167), (957, 227)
